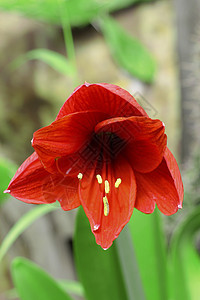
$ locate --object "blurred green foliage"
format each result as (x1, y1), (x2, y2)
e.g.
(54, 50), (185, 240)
(0, 204), (58, 263)
(0, 158), (17, 205)
(101, 16), (156, 83)
(129, 209), (168, 300)
(73, 204), (200, 300)
(0, 0), (156, 83)
(74, 207), (128, 300)
(0, 0), (153, 27)
(1, 186), (200, 300)
(12, 257), (74, 300)
(169, 206), (200, 300)
(11, 49), (76, 77)
(184, 153), (200, 208)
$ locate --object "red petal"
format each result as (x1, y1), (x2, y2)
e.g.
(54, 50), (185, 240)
(95, 116), (167, 173)
(163, 147), (184, 206)
(51, 146), (100, 176)
(32, 111), (107, 171)
(7, 152), (80, 209)
(56, 83), (147, 120)
(134, 154), (182, 215)
(79, 155), (136, 249)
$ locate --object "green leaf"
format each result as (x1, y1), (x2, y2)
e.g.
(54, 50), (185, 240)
(4, 280), (84, 299)
(100, 16), (156, 83)
(0, 0), (155, 27)
(116, 226), (146, 300)
(107, 0), (153, 12)
(169, 206), (200, 300)
(73, 207), (128, 300)
(10, 49), (75, 77)
(58, 280), (84, 297)
(0, 204), (58, 263)
(129, 209), (168, 300)
(0, 157), (17, 205)
(11, 257), (74, 300)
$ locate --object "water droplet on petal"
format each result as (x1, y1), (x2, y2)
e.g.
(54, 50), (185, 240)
(103, 247), (109, 251)
(178, 204), (182, 209)
(66, 167), (72, 175)
(4, 189), (10, 193)
(93, 224), (100, 231)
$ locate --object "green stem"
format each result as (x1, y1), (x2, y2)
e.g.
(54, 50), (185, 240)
(153, 209), (168, 300)
(0, 204), (58, 264)
(61, 11), (76, 66)
(57, 0), (80, 87)
(116, 225), (146, 300)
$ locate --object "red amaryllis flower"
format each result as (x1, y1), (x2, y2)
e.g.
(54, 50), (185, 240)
(5, 83), (184, 249)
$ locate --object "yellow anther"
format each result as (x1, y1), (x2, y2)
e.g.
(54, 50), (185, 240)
(77, 173), (83, 180)
(105, 180), (110, 194)
(103, 196), (109, 216)
(96, 174), (103, 184)
(115, 178), (122, 188)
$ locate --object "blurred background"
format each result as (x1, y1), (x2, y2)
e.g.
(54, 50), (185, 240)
(0, 0), (200, 299)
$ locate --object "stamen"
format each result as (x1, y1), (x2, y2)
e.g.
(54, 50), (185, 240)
(105, 180), (110, 194)
(96, 174), (103, 184)
(77, 173), (83, 180)
(115, 178), (122, 188)
(103, 196), (109, 216)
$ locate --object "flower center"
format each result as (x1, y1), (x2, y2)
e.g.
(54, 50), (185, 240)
(76, 132), (123, 217)
(94, 132), (127, 162)
(78, 173), (122, 217)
